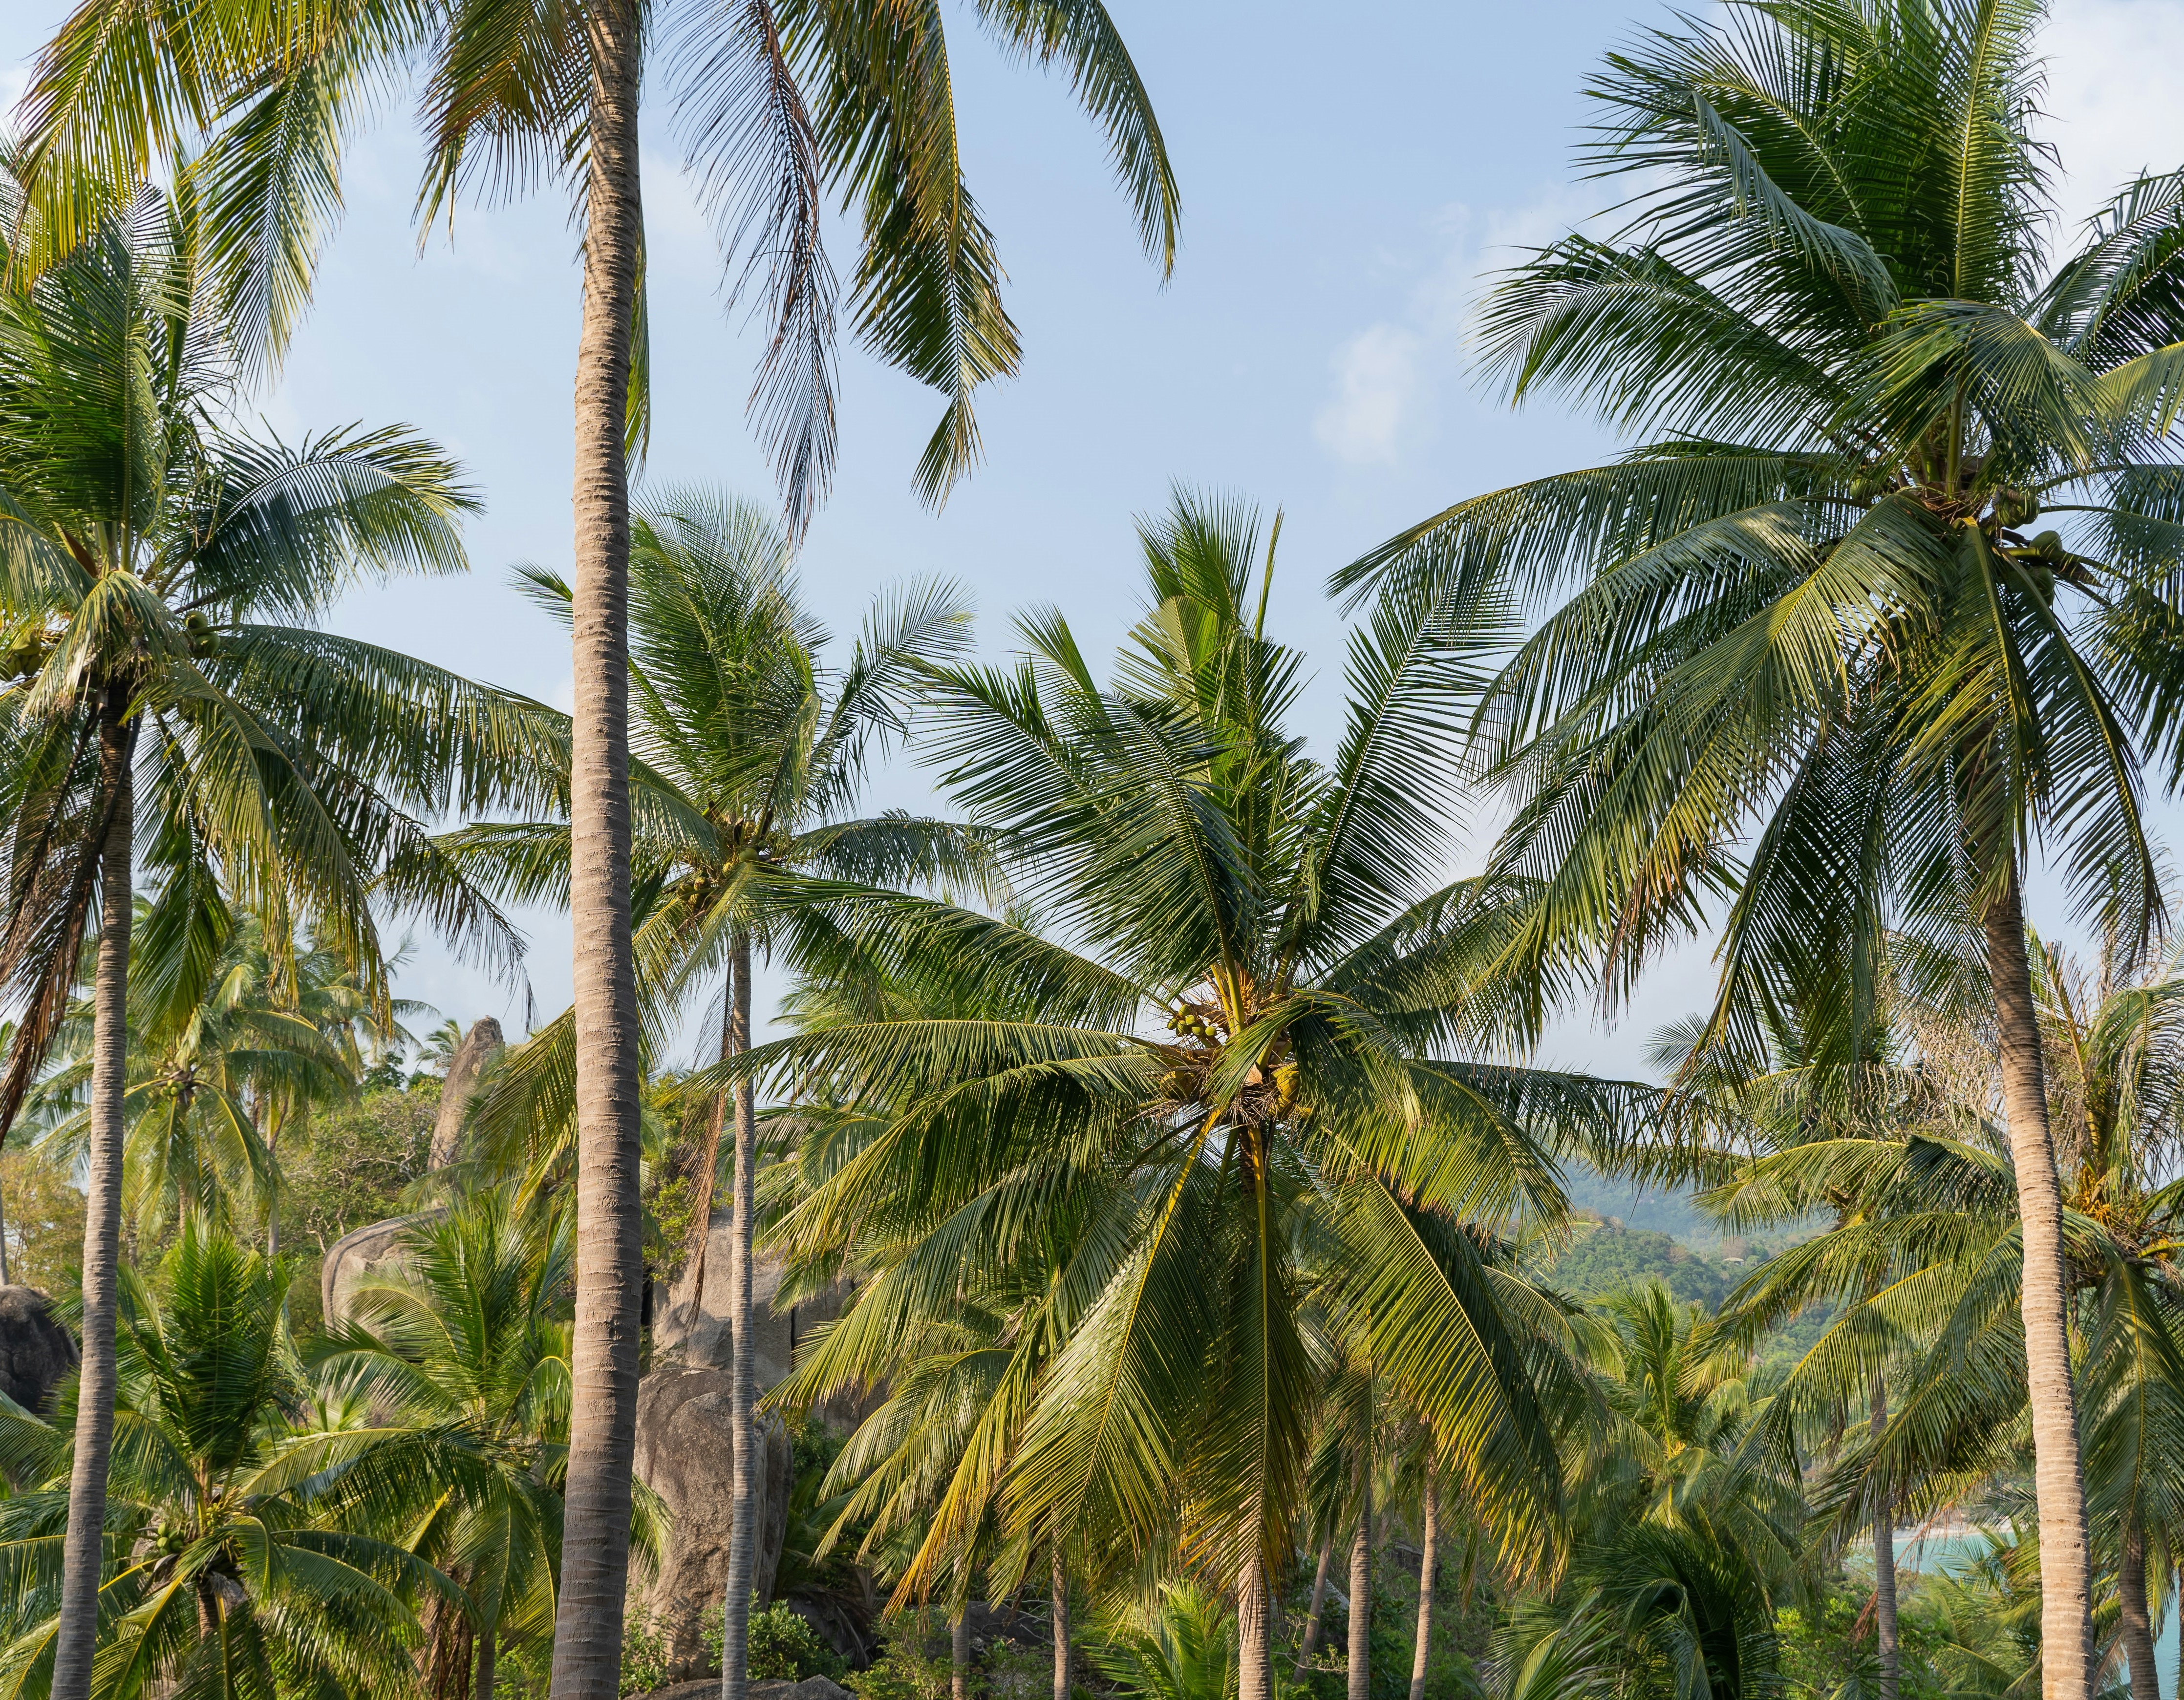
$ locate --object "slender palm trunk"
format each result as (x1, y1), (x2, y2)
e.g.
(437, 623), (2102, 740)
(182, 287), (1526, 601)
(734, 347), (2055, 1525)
(476, 1625), (497, 1700)
(1298, 1539), (1333, 1670)
(1051, 1539), (1070, 1700)
(2120, 1516), (2159, 1700)
(265, 1106), (279, 1257)
(1237, 1519), (1271, 1700)
(722, 931), (758, 1700)
(1871, 1373), (1898, 1700)
(1408, 1473), (1437, 1700)
(546, 1), (646, 1693)
(1981, 861), (2093, 1700)
(1348, 1444), (1372, 1700)
(51, 694), (134, 1700)
(951, 1612), (971, 1700)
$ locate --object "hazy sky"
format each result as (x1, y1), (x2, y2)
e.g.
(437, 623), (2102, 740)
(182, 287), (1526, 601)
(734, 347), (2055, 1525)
(6, 0), (2183, 1077)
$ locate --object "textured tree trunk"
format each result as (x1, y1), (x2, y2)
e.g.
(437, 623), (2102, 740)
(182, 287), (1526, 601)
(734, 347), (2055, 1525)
(0, 1162), (13, 1285)
(1237, 1526), (1271, 1700)
(1298, 1539), (1333, 1670)
(476, 1625), (496, 1700)
(1982, 862), (2093, 1700)
(50, 695), (134, 1700)
(265, 1108), (278, 1256)
(722, 931), (757, 1700)
(1409, 1473), (1437, 1700)
(545, 0), (646, 1694)
(2120, 1516), (2159, 1700)
(1349, 1444), (1372, 1700)
(1870, 1373), (1898, 1700)
(1051, 1540), (1070, 1700)
(951, 1612), (971, 1700)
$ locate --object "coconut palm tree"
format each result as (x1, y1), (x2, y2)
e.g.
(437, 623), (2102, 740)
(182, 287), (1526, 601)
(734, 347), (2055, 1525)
(30, 903), (358, 1247)
(1736, 936), (2184, 1700)
(0, 1226), (455, 1700)
(450, 488), (981, 1691)
(0, 174), (558, 1700)
(19, 21), (1178, 1688)
(1496, 1282), (1801, 1700)
(1336, 7), (2184, 1689)
(730, 490), (1660, 1700)
(315, 1193), (580, 1700)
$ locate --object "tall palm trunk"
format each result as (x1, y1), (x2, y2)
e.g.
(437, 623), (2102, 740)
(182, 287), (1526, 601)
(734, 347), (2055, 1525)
(951, 1611), (971, 1700)
(722, 929), (758, 1700)
(1237, 1521), (1271, 1700)
(1348, 1443), (1371, 1700)
(1871, 1373), (1897, 1700)
(1408, 1473), (1437, 1700)
(1298, 1538), (1332, 1670)
(476, 1625), (497, 1700)
(51, 691), (134, 1700)
(2120, 1516), (2159, 1700)
(1980, 860), (2092, 1700)
(547, 0), (646, 1693)
(1050, 1540), (1070, 1700)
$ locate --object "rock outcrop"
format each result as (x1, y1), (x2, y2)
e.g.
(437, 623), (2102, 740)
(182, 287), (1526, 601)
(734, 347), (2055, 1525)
(0, 1287), (75, 1415)
(636, 1679), (852, 1700)
(635, 1364), (793, 1680)
(631, 1202), (867, 1682)
(427, 1018), (504, 1171)
(319, 1212), (436, 1328)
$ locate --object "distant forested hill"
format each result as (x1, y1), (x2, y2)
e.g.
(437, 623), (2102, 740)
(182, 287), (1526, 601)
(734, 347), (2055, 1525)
(1539, 1219), (1734, 1310)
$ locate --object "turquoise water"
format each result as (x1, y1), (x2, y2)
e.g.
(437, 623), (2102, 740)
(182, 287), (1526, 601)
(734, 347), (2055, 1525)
(1861, 1530), (2177, 1694)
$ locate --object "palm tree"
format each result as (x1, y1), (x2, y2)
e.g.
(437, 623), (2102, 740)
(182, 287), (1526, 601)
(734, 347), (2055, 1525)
(316, 1193), (580, 1700)
(19, 19), (1179, 1686)
(1734, 936), (2184, 1700)
(1336, 7), (2184, 1690)
(733, 490), (1658, 1700)
(0, 1226), (453, 1700)
(1498, 1282), (1801, 1700)
(0, 175), (557, 1700)
(33, 904), (358, 1247)
(451, 488), (979, 1690)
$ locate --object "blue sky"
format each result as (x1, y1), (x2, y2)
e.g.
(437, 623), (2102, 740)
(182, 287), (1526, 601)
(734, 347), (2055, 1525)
(7, 0), (2184, 1076)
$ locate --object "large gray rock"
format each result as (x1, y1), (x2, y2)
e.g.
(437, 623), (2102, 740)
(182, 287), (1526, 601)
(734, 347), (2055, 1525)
(637, 1680), (852, 1700)
(320, 1212), (438, 1328)
(0, 1287), (75, 1415)
(653, 1210), (859, 1394)
(634, 1365), (794, 1680)
(427, 1018), (503, 1171)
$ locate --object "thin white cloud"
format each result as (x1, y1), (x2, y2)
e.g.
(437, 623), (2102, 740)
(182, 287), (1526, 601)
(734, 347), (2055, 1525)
(1314, 324), (1426, 466)
(1311, 184), (1596, 469)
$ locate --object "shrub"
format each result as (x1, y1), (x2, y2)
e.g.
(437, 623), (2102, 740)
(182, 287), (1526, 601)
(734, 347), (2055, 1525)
(620, 1607), (675, 1698)
(702, 1600), (848, 1683)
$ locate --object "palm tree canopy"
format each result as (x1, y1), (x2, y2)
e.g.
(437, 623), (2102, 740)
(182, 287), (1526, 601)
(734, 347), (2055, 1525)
(1335, 0), (2184, 1069)
(14, 0), (1181, 529)
(732, 489), (1664, 1589)
(449, 488), (985, 1182)
(0, 169), (569, 1141)
(0, 1228), (456, 1700)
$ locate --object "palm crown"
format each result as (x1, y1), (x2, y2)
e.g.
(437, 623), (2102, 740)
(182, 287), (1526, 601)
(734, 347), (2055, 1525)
(0, 1230), (451, 1700)
(738, 492), (1660, 1684)
(1336, 9), (2184, 1687)
(0, 169), (559, 1134)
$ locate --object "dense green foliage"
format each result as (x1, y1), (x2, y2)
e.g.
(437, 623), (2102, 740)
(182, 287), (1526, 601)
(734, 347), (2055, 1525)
(3, 2), (2184, 1700)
